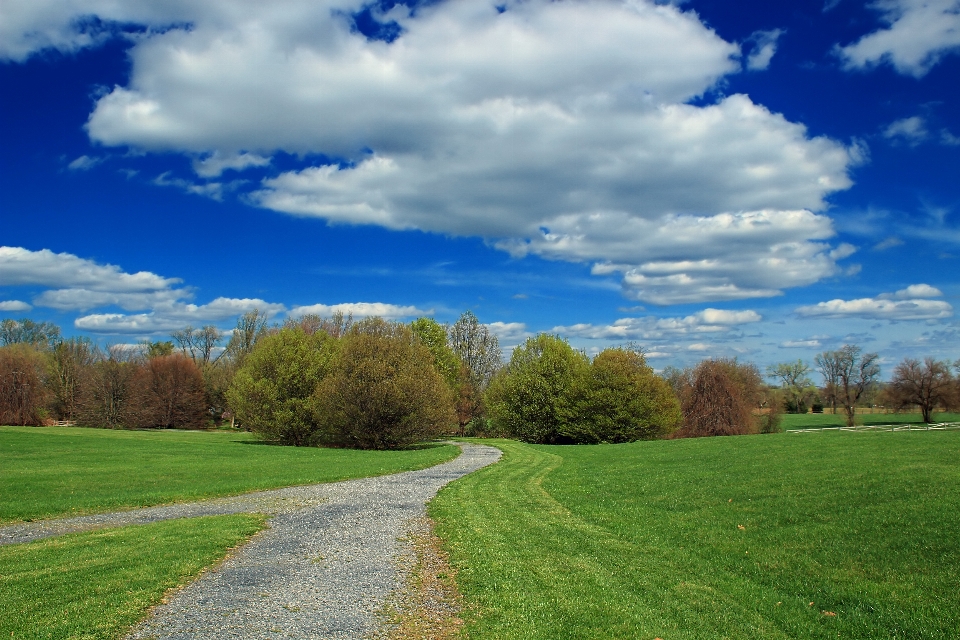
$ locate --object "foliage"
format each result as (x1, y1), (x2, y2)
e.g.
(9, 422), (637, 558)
(815, 345), (881, 427)
(0, 427), (458, 523)
(132, 354), (208, 429)
(312, 318), (454, 449)
(0, 515), (266, 639)
(227, 327), (336, 445)
(432, 434), (960, 639)
(449, 311), (502, 429)
(561, 347), (681, 443)
(0, 344), (48, 426)
(410, 316), (460, 388)
(0, 318), (61, 350)
(142, 340), (175, 358)
(486, 334), (590, 443)
(884, 357), (956, 423)
(766, 359), (817, 413)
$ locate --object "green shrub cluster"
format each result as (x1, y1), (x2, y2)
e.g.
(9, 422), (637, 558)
(486, 335), (681, 444)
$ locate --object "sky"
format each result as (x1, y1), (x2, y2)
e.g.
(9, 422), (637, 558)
(1, 0), (959, 377)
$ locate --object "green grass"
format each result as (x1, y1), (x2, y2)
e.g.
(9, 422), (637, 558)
(432, 433), (960, 639)
(0, 427), (458, 524)
(0, 514), (266, 639)
(781, 412), (960, 430)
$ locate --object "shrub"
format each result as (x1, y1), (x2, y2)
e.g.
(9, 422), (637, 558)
(312, 318), (454, 449)
(132, 354), (208, 429)
(226, 328), (337, 446)
(77, 348), (138, 429)
(675, 359), (758, 438)
(562, 348), (681, 443)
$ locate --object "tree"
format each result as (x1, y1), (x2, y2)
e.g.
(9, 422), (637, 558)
(132, 354), (208, 429)
(0, 344), (48, 425)
(141, 340), (174, 358)
(172, 325), (224, 365)
(767, 359), (817, 413)
(312, 318), (454, 449)
(449, 311), (502, 429)
(815, 345), (880, 427)
(226, 327), (336, 445)
(223, 309), (270, 365)
(47, 337), (95, 421)
(77, 346), (138, 429)
(410, 317), (459, 388)
(675, 359), (757, 438)
(561, 347), (681, 443)
(0, 318), (61, 350)
(886, 357), (955, 423)
(486, 334), (589, 444)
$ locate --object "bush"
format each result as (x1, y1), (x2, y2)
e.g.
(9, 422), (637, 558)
(675, 359), (766, 438)
(562, 348), (682, 443)
(132, 354), (208, 429)
(312, 318), (454, 449)
(226, 328), (337, 446)
(77, 349), (138, 429)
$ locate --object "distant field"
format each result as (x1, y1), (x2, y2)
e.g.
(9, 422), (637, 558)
(433, 432), (960, 639)
(781, 411), (960, 430)
(0, 427), (458, 523)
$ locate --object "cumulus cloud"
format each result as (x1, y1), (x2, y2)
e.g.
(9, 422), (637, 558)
(837, 0), (960, 77)
(3, 0), (859, 304)
(553, 308), (761, 340)
(287, 302), (428, 319)
(745, 29), (784, 70)
(796, 284), (952, 320)
(0, 300), (32, 312)
(75, 298), (286, 333)
(883, 116), (928, 145)
(0, 246), (179, 291)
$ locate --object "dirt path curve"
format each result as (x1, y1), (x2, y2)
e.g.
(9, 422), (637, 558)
(1, 443), (501, 639)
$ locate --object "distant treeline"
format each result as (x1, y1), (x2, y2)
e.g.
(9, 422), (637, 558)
(1, 315), (957, 447)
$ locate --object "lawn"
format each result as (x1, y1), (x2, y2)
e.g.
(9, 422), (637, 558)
(0, 514), (267, 639)
(0, 426), (458, 524)
(432, 432), (960, 639)
(781, 411), (960, 430)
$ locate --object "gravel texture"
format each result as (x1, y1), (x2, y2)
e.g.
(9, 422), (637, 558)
(104, 442), (501, 639)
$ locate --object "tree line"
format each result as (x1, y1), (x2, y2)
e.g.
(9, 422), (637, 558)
(1, 314), (957, 447)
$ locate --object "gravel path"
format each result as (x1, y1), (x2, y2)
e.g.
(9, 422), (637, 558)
(0, 443), (501, 639)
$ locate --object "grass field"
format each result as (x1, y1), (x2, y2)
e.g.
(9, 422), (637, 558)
(432, 432), (960, 639)
(0, 514), (267, 639)
(0, 426), (459, 524)
(781, 412), (960, 430)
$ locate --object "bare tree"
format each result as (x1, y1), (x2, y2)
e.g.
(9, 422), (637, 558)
(223, 309), (270, 364)
(816, 345), (880, 427)
(0, 345), (48, 425)
(48, 337), (95, 421)
(283, 311), (353, 338)
(449, 311), (502, 391)
(886, 357), (955, 423)
(172, 325), (224, 365)
(77, 346), (139, 429)
(132, 354), (208, 429)
(0, 318), (61, 349)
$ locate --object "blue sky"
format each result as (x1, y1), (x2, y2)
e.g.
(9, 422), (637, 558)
(1, 0), (958, 375)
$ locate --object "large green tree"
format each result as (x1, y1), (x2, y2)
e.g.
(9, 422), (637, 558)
(226, 328), (336, 446)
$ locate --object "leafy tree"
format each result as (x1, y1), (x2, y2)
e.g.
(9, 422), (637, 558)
(47, 337), (95, 421)
(562, 347), (681, 443)
(0, 318), (61, 350)
(449, 311), (502, 429)
(486, 334), (589, 444)
(766, 359), (816, 413)
(410, 317), (459, 388)
(284, 311), (354, 338)
(227, 327), (336, 446)
(885, 357), (955, 423)
(223, 309), (270, 365)
(815, 345), (880, 427)
(132, 354), (208, 429)
(142, 340), (174, 358)
(312, 318), (454, 449)
(0, 344), (48, 425)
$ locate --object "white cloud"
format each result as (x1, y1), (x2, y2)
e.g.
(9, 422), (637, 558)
(781, 338), (823, 348)
(688, 343), (711, 351)
(838, 0), (960, 77)
(0, 246), (179, 291)
(34, 288), (186, 312)
(873, 236), (904, 251)
(75, 298), (286, 333)
(745, 29), (783, 70)
(796, 285), (953, 320)
(486, 321), (531, 342)
(0, 300), (32, 312)
(287, 302), (427, 319)
(67, 155), (104, 171)
(3, 1), (858, 305)
(553, 308), (761, 340)
(941, 129), (960, 146)
(883, 116), (928, 145)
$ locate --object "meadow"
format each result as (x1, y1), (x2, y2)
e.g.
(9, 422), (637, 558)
(780, 411), (960, 430)
(431, 431), (960, 639)
(0, 426), (458, 523)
